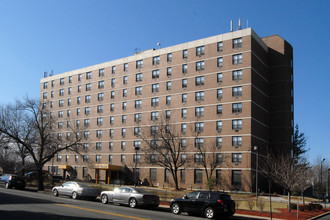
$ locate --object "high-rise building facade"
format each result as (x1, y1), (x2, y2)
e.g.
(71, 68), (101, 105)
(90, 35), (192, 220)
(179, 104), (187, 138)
(40, 28), (293, 191)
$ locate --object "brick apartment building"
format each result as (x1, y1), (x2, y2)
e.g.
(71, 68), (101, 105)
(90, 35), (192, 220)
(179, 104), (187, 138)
(40, 28), (293, 191)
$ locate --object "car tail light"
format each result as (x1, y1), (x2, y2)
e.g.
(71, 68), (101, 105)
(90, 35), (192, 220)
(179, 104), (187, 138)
(218, 199), (224, 205)
(9, 176), (12, 180)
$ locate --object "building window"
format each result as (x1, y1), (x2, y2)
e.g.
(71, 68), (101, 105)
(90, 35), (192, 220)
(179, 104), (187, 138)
(109, 155), (113, 163)
(133, 154), (141, 163)
(194, 169), (203, 184)
(123, 89), (127, 97)
(111, 91), (115, 99)
(122, 102), (127, 110)
(152, 84), (159, 93)
(84, 119), (90, 127)
(217, 105), (222, 115)
(166, 96), (171, 105)
(196, 46), (205, 56)
(86, 83), (91, 91)
(58, 122), (63, 129)
(181, 138), (187, 148)
(121, 155), (125, 163)
(85, 95), (91, 103)
(136, 60), (143, 68)
(167, 67), (172, 76)
(43, 82), (48, 89)
(43, 92), (48, 99)
(58, 111), (63, 118)
(217, 57), (223, 67)
(195, 138), (204, 148)
(135, 86), (142, 95)
(98, 93), (104, 101)
(76, 108), (80, 116)
(124, 63), (128, 71)
(78, 74), (82, 81)
(151, 126), (158, 135)
(76, 97), (81, 105)
(59, 100), (64, 107)
(216, 170), (221, 185)
(151, 97), (159, 107)
(217, 89), (223, 100)
(121, 141), (126, 151)
(151, 111), (158, 121)
(182, 64), (187, 74)
(96, 142), (102, 150)
(181, 108), (187, 118)
(60, 78), (65, 85)
(152, 69), (159, 79)
(110, 116), (114, 125)
(68, 87), (72, 94)
(167, 53), (172, 62)
(121, 128), (126, 137)
(97, 105), (103, 113)
(232, 86), (242, 97)
(150, 168), (157, 182)
(183, 49), (188, 59)
(232, 153), (242, 163)
(232, 119), (242, 130)
(216, 153), (222, 164)
(123, 76), (127, 85)
(109, 129), (113, 138)
(111, 78), (115, 87)
(195, 107), (204, 117)
(166, 81), (171, 91)
(59, 89), (64, 96)
(83, 143), (89, 151)
(152, 56), (160, 65)
(230, 136), (242, 148)
(233, 70), (243, 80)
(195, 76), (204, 86)
(232, 103), (242, 113)
(98, 81), (104, 89)
(135, 100), (142, 109)
(110, 103), (114, 112)
(196, 61), (205, 71)
(136, 73), (143, 82)
(134, 140), (141, 149)
(216, 137), (222, 148)
(50, 91), (54, 98)
(134, 113), (141, 123)
(182, 79), (187, 88)
(112, 66), (116, 74)
(99, 69), (104, 77)
(122, 115), (126, 123)
(182, 93), (187, 103)
(217, 41), (223, 52)
(86, 72), (92, 79)
(84, 131), (90, 139)
(96, 130), (103, 138)
(181, 123), (187, 134)
(164, 169), (169, 183)
(217, 121), (222, 132)
(233, 38), (242, 48)
(77, 85), (81, 92)
(195, 122), (204, 133)
(134, 127), (141, 136)
(233, 54), (243, 64)
(166, 110), (171, 119)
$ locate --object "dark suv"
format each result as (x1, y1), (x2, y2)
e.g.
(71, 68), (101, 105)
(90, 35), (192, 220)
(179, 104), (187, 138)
(170, 191), (235, 219)
(0, 174), (26, 190)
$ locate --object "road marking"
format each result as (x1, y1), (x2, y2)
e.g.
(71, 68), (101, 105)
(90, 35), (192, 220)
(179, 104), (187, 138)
(56, 203), (150, 220)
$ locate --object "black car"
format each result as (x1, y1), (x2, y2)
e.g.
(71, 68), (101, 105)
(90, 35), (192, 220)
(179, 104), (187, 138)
(170, 191), (235, 219)
(0, 174), (26, 190)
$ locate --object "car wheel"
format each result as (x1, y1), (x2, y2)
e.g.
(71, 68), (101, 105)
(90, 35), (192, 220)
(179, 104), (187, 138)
(204, 207), (215, 219)
(5, 183), (10, 189)
(101, 194), (108, 204)
(129, 198), (137, 208)
(72, 191), (78, 200)
(53, 189), (59, 197)
(171, 203), (181, 215)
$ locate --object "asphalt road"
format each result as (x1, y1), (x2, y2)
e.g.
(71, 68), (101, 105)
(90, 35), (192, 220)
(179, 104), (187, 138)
(0, 187), (266, 220)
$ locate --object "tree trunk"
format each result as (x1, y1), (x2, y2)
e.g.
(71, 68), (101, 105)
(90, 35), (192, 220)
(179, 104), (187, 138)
(37, 167), (44, 191)
(302, 192), (305, 204)
(20, 156), (25, 176)
(288, 191), (292, 213)
(173, 170), (179, 190)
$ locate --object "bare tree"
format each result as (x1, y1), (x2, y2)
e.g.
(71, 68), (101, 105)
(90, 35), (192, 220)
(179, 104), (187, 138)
(140, 119), (186, 190)
(0, 97), (83, 190)
(295, 165), (313, 204)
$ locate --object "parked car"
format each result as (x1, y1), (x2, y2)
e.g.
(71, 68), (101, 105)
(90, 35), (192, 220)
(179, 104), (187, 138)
(52, 181), (98, 200)
(0, 174), (26, 190)
(100, 186), (160, 208)
(170, 191), (235, 219)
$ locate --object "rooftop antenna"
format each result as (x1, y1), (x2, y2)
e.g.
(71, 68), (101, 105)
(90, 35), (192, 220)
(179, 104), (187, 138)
(247, 20), (249, 28)
(44, 71), (48, 78)
(230, 20), (233, 32)
(238, 18), (241, 30)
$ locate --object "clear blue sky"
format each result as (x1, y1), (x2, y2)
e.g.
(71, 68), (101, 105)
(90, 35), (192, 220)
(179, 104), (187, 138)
(0, 0), (329, 163)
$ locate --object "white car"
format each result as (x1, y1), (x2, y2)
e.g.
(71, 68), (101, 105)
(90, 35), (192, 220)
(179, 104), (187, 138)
(100, 187), (159, 208)
(52, 181), (98, 200)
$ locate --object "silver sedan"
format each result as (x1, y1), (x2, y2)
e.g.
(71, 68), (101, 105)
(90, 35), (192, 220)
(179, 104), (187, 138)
(52, 181), (98, 200)
(100, 187), (160, 208)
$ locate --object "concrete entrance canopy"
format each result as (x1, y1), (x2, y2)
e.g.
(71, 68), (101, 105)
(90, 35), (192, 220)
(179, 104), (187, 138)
(88, 164), (123, 184)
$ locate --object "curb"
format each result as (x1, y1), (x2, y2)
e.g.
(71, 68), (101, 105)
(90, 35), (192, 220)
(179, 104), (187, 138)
(308, 211), (330, 220)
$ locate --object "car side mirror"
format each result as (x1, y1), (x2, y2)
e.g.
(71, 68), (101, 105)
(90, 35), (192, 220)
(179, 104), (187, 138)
(183, 195), (188, 199)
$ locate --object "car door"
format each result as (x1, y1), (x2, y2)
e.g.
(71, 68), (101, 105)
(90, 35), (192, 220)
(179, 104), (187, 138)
(59, 182), (72, 195)
(113, 187), (124, 202)
(121, 188), (133, 203)
(182, 191), (199, 212)
(193, 192), (209, 212)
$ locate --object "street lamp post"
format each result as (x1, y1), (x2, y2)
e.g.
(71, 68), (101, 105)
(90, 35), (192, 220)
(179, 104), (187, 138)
(134, 146), (140, 187)
(254, 146), (259, 205)
(321, 158), (325, 198)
